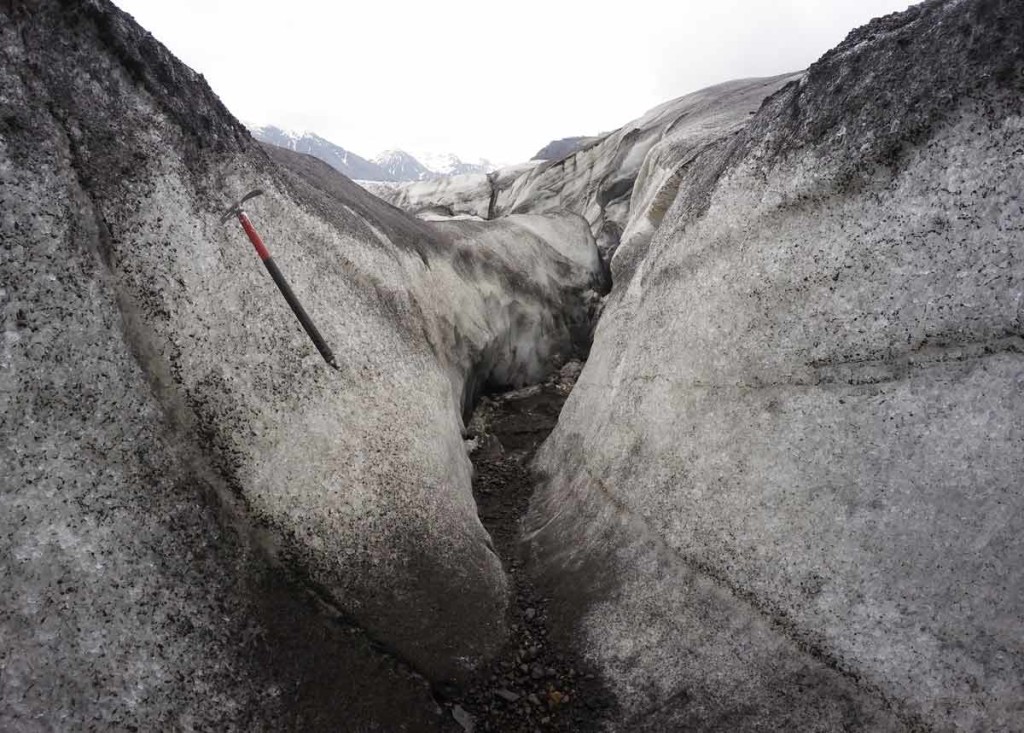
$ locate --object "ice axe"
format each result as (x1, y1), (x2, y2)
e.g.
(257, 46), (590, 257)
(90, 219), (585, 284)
(221, 189), (339, 370)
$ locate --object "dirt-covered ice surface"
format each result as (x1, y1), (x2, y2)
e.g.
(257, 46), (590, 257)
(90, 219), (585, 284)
(437, 361), (617, 732)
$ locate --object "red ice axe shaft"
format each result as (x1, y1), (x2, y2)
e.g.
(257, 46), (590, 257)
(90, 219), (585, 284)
(221, 189), (339, 370)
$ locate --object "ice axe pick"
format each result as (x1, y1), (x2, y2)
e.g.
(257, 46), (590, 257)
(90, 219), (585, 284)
(221, 189), (339, 370)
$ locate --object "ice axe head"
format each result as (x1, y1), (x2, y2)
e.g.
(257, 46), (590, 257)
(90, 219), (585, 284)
(220, 188), (265, 224)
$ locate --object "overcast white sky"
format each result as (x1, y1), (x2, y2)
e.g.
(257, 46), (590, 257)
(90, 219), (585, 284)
(114, 0), (916, 164)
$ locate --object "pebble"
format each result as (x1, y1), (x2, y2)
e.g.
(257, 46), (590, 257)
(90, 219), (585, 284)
(452, 704), (476, 733)
(454, 386), (608, 730)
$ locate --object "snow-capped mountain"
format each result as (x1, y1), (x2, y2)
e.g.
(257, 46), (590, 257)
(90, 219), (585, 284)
(249, 125), (500, 183)
(372, 150), (433, 182)
(376, 149), (498, 181)
(249, 125), (393, 182)
(409, 151), (498, 178)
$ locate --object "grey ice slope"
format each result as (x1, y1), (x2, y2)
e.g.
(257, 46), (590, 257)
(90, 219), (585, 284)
(0, 1), (603, 729)
(372, 74), (798, 264)
(527, 0), (1024, 730)
(532, 136), (601, 162)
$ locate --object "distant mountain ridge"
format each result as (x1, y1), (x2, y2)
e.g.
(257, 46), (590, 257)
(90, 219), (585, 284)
(410, 151), (497, 178)
(249, 125), (391, 181)
(373, 149), (432, 182)
(249, 125), (496, 182)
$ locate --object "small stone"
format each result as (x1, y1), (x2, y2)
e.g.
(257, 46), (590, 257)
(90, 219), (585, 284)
(546, 667), (556, 677)
(495, 688), (520, 703)
(558, 360), (584, 385)
(452, 704), (476, 733)
(528, 693), (541, 707)
(524, 607), (536, 620)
